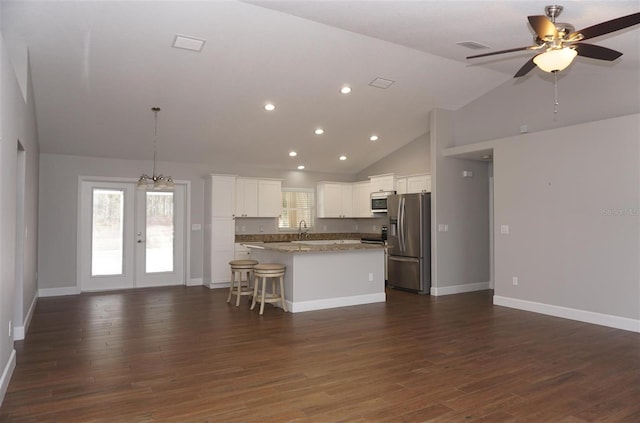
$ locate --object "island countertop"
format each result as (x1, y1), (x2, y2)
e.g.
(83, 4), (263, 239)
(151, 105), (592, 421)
(242, 240), (385, 253)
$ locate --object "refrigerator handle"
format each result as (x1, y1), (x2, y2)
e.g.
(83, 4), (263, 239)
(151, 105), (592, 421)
(388, 255), (419, 263)
(397, 197), (403, 252)
(400, 197), (406, 252)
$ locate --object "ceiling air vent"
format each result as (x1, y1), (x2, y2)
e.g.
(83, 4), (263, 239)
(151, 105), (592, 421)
(172, 35), (206, 52)
(456, 41), (490, 50)
(368, 77), (395, 89)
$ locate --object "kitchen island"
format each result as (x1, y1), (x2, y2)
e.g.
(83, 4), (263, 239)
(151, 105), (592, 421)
(243, 240), (385, 313)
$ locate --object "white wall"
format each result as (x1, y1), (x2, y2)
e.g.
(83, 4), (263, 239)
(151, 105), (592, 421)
(430, 109), (491, 295)
(453, 69), (640, 146)
(492, 114), (639, 325)
(356, 132), (430, 180)
(37, 153), (367, 291)
(0, 34), (39, 404)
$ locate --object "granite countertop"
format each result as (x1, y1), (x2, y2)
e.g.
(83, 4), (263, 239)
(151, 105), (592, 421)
(236, 232), (371, 243)
(242, 240), (385, 253)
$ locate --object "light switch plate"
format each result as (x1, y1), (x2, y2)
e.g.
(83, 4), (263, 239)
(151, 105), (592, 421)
(500, 225), (509, 235)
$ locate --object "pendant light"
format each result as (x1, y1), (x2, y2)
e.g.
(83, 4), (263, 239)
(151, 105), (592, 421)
(137, 107), (174, 190)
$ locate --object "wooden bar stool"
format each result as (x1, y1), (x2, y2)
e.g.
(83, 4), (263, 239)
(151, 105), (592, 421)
(251, 264), (287, 315)
(227, 259), (259, 306)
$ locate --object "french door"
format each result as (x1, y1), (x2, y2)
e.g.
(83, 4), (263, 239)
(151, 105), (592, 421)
(79, 180), (185, 292)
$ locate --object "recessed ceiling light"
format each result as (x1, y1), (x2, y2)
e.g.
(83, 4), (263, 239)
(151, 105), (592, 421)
(264, 103), (275, 111)
(340, 85), (352, 94)
(370, 135), (379, 141)
(339, 155), (347, 161)
(315, 128), (324, 135)
(297, 165), (305, 170)
(289, 151), (297, 157)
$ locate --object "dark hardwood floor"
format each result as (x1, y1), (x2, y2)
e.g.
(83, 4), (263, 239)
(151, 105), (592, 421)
(1, 286), (639, 422)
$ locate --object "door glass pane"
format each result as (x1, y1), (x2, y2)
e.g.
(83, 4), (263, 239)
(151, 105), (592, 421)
(146, 192), (174, 273)
(92, 189), (124, 276)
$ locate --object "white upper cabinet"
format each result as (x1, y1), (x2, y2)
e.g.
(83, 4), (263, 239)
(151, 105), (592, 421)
(235, 178), (258, 217)
(369, 174), (396, 193)
(317, 182), (354, 218)
(257, 179), (282, 217)
(396, 174), (431, 194)
(352, 181), (373, 217)
(407, 174), (431, 193)
(396, 178), (408, 195)
(211, 174), (236, 217)
(235, 178), (281, 217)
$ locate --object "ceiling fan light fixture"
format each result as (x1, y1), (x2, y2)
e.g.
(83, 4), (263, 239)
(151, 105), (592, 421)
(533, 47), (577, 73)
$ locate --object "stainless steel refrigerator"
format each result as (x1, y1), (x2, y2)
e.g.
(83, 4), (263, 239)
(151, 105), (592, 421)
(387, 193), (431, 294)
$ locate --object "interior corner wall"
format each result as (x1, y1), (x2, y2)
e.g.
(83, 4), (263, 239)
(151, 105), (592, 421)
(492, 114), (640, 323)
(430, 109), (490, 294)
(355, 132), (430, 181)
(0, 33), (39, 404)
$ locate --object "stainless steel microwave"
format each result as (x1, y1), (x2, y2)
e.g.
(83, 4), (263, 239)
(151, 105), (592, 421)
(371, 191), (395, 213)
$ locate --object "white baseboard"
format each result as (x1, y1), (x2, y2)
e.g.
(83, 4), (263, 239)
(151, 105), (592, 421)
(494, 295), (640, 333)
(14, 293), (38, 341)
(206, 282), (230, 290)
(431, 281), (491, 296)
(187, 278), (203, 286)
(289, 292), (386, 313)
(39, 286), (80, 297)
(0, 349), (16, 407)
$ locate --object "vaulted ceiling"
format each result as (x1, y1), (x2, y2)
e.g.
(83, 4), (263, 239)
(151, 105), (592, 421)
(2, 1), (638, 174)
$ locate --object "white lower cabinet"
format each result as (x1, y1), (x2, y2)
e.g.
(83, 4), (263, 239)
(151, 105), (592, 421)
(235, 243), (251, 260)
(211, 217), (235, 283)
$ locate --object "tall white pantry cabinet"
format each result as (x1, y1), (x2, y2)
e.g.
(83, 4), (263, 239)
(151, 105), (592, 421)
(204, 174), (236, 288)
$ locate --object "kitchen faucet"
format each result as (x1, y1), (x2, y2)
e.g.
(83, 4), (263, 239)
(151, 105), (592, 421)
(298, 219), (309, 240)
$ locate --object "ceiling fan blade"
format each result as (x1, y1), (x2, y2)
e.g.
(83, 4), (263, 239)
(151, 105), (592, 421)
(528, 15), (558, 40)
(513, 57), (537, 78)
(569, 12), (640, 41)
(573, 43), (623, 61)
(467, 45), (538, 59)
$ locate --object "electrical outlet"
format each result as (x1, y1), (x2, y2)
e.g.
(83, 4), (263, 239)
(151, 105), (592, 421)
(368, 273), (374, 282)
(512, 276), (519, 286)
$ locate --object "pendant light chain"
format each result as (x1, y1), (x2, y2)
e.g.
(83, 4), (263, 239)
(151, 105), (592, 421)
(553, 71), (559, 115)
(153, 107), (159, 178)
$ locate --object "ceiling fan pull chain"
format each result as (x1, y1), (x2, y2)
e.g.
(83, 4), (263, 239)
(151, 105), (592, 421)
(553, 70), (559, 114)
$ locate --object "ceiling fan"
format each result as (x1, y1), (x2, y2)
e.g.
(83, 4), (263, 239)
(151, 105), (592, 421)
(467, 5), (640, 77)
